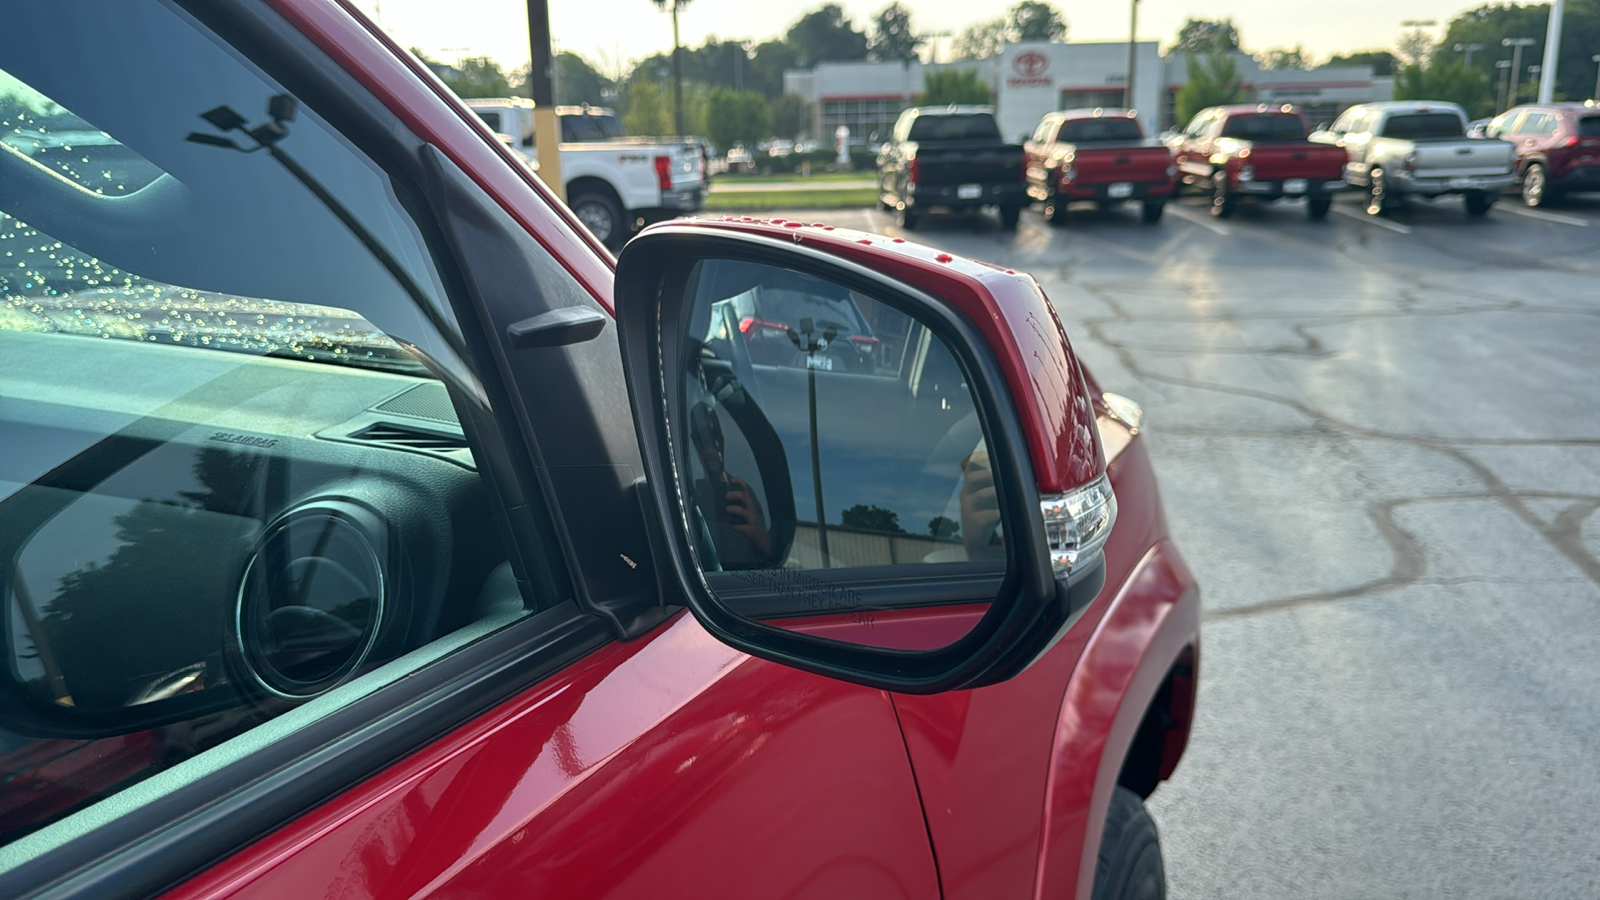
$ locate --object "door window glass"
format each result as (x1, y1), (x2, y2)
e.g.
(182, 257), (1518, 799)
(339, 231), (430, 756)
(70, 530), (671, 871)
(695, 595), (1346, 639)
(0, 0), (543, 849)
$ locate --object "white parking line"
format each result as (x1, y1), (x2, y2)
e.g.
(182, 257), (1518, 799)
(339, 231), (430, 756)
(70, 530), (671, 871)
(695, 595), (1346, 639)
(1331, 205), (1413, 234)
(1496, 204), (1590, 227)
(1166, 204), (1232, 236)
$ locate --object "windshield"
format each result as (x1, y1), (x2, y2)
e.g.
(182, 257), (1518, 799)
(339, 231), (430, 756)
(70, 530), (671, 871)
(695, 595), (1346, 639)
(908, 113), (1000, 141)
(0, 46), (455, 377)
(1381, 113), (1465, 139)
(1220, 113), (1307, 141)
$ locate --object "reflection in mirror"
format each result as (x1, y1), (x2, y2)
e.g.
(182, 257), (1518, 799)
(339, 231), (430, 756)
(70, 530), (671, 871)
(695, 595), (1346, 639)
(676, 259), (1006, 650)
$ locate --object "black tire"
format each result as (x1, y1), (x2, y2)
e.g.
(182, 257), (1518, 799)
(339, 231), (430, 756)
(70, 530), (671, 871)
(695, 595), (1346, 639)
(1209, 171), (1235, 218)
(1141, 200), (1165, 224)
(896, 203), (920, 230)
(1365, 167), (1393, 217)
(1520, 163), (1549, 208)
(1464, 190), (1494, 217)
(998, 204), (1021, 230)
(1307, 194), (1332, 220)
(1045, 189), (1070, 225)
(570, 190), (626, 249)
(1092, 786), (1167, 900)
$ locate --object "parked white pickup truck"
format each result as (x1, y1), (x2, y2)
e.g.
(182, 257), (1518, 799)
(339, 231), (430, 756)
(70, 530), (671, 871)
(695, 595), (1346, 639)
(1311, 101), (1515, 217)
(466, 98), (705, 248)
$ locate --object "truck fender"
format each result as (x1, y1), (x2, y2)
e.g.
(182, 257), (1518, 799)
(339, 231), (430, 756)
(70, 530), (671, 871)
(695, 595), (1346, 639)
(1031, 540), (1200, 900)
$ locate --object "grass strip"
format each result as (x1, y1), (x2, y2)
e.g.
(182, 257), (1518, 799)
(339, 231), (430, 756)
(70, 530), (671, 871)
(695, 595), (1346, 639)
(704, 188), (877, 211)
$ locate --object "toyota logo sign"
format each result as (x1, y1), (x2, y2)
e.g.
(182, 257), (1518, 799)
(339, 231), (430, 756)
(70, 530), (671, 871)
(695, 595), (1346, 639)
(1013, 51), (1049, 78)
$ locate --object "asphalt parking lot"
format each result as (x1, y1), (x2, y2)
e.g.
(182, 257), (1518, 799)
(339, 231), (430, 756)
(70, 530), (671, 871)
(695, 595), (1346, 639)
(752, 192), (1600, 898)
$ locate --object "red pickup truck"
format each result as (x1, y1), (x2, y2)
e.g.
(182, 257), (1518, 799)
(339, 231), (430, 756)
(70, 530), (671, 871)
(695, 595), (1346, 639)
(1026, 110), (1178, 224)
(0, 2), (1200, 899)
(1168, 104), (1348, 219)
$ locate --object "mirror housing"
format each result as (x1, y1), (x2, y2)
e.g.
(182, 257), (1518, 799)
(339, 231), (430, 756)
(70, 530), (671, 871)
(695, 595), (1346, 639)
(613, 219), (1110, 693)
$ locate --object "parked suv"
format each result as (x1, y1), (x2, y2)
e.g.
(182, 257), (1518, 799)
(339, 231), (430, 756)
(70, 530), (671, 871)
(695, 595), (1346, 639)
(0, 3), (1198, 899)
(1487, 103), (1600, 207)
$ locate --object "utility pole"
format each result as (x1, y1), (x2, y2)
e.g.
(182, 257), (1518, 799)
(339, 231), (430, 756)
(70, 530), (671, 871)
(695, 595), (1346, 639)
(1496, 59), (1513, 109)
(525, 0), (563, 200)
(1538, 0), (1565, 103)
(1454, 42), (1484, 68)
(1592, 53), (1600, 101)
(1124, 0), (1140, 114)
(1504, 37), (1537, 106)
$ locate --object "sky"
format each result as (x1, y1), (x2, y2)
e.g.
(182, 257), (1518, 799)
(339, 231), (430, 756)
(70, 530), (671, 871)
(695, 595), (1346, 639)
(351, 0), (1491, 75)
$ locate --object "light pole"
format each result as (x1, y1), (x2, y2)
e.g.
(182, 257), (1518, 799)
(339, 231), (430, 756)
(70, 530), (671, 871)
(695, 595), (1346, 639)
(1454, 42), (1484, 68)
(1592, 53), (1600, 100)
(524, 0), (563, 200)
(1503, 37), (1537, 105)
(1124, 0), (1141, 114)
(1496, 59), (1513, 109)
(1538, 0), (1565, 103)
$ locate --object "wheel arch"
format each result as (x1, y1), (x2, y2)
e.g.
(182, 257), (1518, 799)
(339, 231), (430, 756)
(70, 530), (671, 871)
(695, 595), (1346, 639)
(1031, 540), (1200, 900)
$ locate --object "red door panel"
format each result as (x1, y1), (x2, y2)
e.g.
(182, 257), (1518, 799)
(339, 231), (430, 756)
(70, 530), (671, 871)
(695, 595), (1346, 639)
(167, 613), (939, 899)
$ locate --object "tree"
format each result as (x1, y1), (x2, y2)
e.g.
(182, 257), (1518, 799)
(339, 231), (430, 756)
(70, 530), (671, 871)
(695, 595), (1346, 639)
(1008, 0), (1067, 42)
(919, 69), (992, 105)
(412, 50), (514, 99)
(1176, 48), (1245, 124)
(1396, 61), (1494, 117)
(787, 4), (870, 65)
(952, 17), (1008, 60)
(840, 504), (904, 534)
(1325, 49), (1396, 76)
(1395, 28), (1435, 69)
(623, 78), (672, 136)
(705, 88), (771, 148)
(868, 3), (922, 62)
(928, 516), (961, 540)
(1438, 2), (1600, 102)
(1260, 46), (1311, 70)
(770, 93), (811, 138)
(748, 40), (801, 97)
(1172, 18), (1241, 54)
(552, 52), (613, 106)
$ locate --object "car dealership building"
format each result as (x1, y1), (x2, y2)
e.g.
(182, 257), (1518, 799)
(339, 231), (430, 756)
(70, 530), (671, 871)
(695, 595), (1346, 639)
(783, 42), (1393, 145)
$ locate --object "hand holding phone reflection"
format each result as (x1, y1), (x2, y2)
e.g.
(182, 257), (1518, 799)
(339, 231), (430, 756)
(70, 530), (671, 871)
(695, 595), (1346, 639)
(690, 401), (774, 568)
(959, 447), (1003, 559)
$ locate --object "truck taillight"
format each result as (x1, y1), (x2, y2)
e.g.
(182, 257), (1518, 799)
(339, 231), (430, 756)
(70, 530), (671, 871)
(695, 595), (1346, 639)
(1402, 151), (1417, 174)
(738, 317), (792, 339)
(909, 157), (920, 185)
(654, 155), (672, 191)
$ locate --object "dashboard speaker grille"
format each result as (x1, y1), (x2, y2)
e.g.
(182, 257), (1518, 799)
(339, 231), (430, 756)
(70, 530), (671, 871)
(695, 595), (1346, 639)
(373, 383), (457, 425)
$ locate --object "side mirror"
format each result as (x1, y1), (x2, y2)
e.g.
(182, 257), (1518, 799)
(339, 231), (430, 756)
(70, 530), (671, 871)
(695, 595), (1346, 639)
(614, 221), (1111, 693)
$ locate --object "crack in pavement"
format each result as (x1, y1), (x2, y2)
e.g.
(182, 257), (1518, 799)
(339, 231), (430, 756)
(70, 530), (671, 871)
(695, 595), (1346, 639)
(1203, 492), (1600, 622)
(1058, 260), (1600, 617)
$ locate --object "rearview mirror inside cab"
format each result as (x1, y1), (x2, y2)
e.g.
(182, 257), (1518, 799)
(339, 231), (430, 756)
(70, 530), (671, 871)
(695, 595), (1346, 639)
(614, 222), (1114, 693)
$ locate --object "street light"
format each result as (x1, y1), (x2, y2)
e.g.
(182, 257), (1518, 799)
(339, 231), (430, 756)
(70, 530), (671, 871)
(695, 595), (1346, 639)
(1495, 59), (1513, 110)
(1124, 0), (1141, 114)
(1592, 53), (1600, 101)
(1503, 37), (1537, 106)
(1454, 42), (1485, 68)
(1539, 0), (1565, 103)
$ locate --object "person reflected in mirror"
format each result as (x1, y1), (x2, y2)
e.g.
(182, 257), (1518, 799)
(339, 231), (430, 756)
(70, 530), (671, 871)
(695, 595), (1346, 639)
(959, 447), (1004, 561)
(689, 402), (773, 568)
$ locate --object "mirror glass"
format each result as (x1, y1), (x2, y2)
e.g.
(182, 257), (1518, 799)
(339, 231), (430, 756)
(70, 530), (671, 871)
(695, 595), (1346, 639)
(673, 258), (1007, 650)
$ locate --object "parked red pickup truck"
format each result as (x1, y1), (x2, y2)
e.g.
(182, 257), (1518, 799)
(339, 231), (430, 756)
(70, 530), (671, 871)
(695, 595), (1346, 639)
(1026, 109), (1178, 224)
(0, 2), (1199, 899)
(1168, 104), (1348, 219)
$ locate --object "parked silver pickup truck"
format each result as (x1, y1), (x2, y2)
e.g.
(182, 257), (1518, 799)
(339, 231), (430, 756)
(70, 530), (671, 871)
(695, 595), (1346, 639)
(1310, 101), (1515, 217)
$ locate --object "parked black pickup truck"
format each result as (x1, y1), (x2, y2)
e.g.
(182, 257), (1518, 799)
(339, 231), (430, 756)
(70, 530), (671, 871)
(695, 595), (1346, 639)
(877, 106), (1028, 230)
